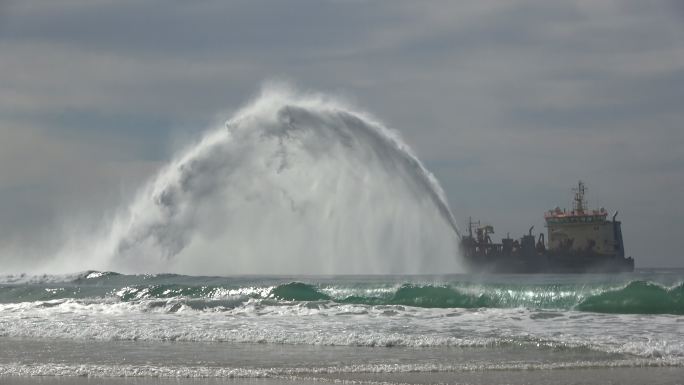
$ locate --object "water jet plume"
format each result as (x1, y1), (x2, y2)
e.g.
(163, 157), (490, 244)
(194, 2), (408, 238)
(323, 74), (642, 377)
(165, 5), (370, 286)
(93, 87), (461, 275)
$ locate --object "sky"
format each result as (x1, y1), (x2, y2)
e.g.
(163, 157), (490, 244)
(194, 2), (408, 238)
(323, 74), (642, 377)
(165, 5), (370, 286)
(1, 0), (683, 269)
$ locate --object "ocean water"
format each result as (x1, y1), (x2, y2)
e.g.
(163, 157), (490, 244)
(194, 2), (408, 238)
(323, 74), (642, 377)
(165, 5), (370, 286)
(1, 269), (683, 384)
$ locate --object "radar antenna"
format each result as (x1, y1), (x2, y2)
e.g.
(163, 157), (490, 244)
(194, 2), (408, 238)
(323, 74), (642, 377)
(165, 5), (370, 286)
(572, 180), (587, 213)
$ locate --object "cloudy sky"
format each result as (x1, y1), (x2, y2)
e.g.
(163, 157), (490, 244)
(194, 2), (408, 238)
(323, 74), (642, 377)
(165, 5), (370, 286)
(1, 0), (683, 269)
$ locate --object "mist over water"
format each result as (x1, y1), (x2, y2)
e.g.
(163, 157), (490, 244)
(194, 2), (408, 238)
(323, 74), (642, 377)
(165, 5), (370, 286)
(71, 87), (462, 275)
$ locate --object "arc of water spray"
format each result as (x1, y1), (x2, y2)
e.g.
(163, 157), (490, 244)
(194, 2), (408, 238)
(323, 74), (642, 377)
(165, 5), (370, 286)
(94, 86), (462, 274)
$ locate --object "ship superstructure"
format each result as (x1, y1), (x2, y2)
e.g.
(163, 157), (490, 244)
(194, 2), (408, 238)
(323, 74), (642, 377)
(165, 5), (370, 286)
(545, 181), (624, 258)
(460, 181), (634, 273)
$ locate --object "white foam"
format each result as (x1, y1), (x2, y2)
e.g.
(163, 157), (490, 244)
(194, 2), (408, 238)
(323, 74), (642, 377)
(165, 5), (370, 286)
(1, 359), (681, 378)
(0, 271), (94, 284)
(0, 300), (682, 361)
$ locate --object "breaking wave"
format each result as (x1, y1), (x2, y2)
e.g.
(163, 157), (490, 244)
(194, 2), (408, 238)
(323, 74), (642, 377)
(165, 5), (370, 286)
(2, 272), (683, 362)
(1, 272), (682, 314)
(576, 280), (684, 314)
(270, 281), (684, 314)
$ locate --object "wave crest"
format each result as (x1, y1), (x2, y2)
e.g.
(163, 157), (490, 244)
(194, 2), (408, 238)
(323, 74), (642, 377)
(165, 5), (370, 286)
(577, 281), (684, 315)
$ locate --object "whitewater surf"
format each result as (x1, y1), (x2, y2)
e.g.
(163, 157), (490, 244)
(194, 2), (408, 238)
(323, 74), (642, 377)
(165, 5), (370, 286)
(1, 270), (683, 384)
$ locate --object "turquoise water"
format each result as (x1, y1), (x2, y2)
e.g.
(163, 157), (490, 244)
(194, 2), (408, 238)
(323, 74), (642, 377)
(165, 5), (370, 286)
(2, 269), (682, 314)
(0, 269), (682, 381)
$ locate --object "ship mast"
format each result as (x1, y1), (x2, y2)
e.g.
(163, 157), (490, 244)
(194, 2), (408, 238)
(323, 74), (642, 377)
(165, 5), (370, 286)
(572, 180), (587, 213)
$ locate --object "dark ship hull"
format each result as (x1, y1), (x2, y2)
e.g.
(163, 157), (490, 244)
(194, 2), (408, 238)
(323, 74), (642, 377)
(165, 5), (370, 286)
(462, 250), (635, 274)
(461, 181), (635, 274)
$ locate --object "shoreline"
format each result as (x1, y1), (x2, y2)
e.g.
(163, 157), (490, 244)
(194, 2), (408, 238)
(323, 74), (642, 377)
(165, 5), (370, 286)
(4, 367), (684, 385)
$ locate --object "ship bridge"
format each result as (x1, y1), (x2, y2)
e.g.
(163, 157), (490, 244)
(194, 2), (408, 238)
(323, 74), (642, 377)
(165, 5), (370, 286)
(544, 208), (608, 225)
(544, 181), (623, 257)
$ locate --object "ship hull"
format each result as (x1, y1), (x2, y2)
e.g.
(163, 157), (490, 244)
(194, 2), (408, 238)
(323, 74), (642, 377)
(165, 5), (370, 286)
(463, 253), (635, 274)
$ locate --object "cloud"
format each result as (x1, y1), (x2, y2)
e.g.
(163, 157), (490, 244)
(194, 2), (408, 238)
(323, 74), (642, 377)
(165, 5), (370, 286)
(0, 119), (161, 265)
(0, 0), (683, 268)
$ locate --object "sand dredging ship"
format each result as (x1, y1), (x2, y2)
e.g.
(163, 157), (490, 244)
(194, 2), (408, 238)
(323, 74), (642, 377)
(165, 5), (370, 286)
(460, 181), (634, 273)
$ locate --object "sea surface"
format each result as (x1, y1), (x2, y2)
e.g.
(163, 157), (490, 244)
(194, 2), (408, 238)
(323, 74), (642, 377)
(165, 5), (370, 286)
(1, 269), (683, 384)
